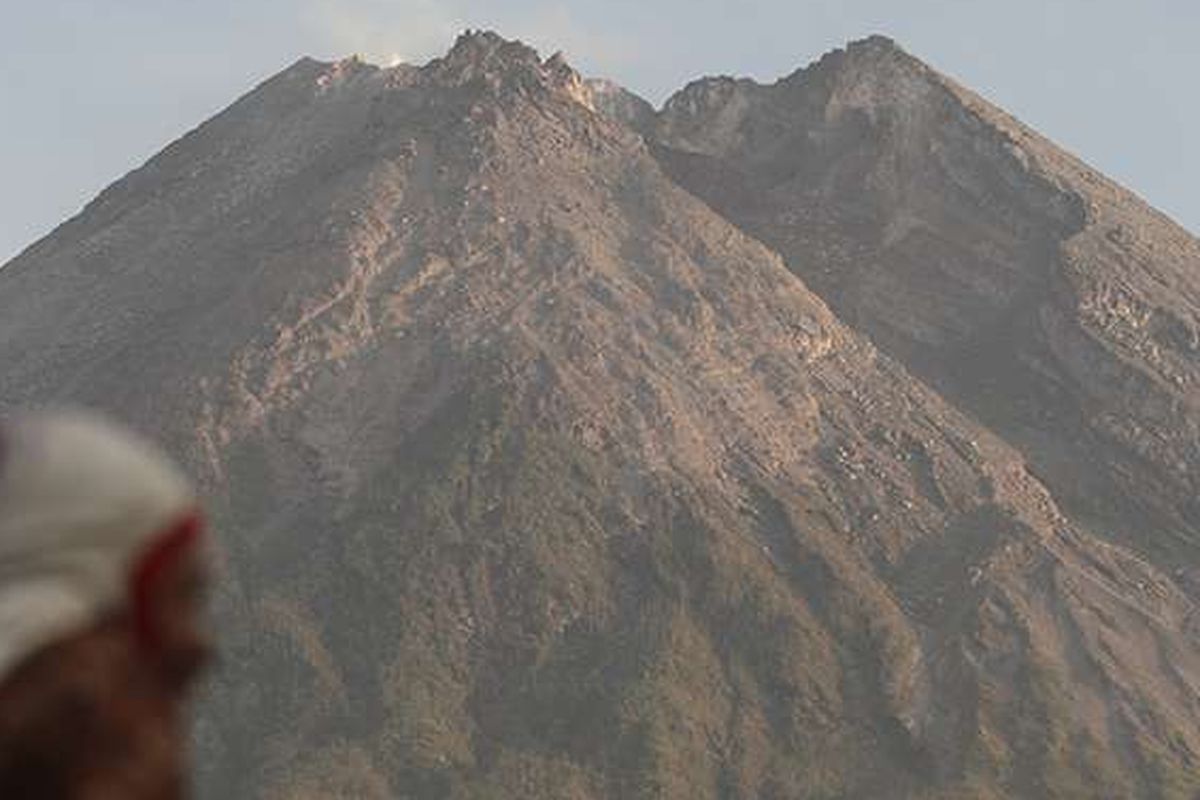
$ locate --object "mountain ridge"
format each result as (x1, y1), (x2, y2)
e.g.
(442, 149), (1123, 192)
(646, 32), (1200, 572)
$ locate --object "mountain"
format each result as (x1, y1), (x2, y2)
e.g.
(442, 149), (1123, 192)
(2, 30), (1199, 799)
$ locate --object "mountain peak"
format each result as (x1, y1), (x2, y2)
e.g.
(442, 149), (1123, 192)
(425, 29), (593, 108)
(445, 28), (539, 66)
(424, 29), (541, 87)
(846, 33), (900, 51)
(792, 32), (925, 88)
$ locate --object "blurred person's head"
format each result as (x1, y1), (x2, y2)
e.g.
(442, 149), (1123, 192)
(0, 412), (211, 799)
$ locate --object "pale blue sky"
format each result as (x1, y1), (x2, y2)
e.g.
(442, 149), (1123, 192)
(2, 1), (1197, 263)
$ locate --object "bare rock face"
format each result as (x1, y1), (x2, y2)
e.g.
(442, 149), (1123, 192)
(586, 78), (657, 137)
(2, 30), (1200, 800)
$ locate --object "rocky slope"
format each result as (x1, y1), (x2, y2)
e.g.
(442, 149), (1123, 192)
(1, 31), (1199, 799)
(651, 36), (1200, 573)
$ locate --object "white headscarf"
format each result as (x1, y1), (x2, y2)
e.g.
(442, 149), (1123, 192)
(0, 411), (196, 681)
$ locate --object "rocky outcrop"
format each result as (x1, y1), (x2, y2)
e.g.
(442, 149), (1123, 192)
(586, 78), (656, 137)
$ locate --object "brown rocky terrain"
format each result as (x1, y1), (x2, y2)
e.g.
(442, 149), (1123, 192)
(651, 36), (1200, 574)
(1, 30), (1199, 799)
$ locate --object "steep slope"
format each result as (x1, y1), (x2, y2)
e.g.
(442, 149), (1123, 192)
(1, 32), (1199, 800)
(651, 36), (1200, 574)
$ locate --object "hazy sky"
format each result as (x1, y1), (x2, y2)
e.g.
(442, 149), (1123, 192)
(2, 1), (1197, 263)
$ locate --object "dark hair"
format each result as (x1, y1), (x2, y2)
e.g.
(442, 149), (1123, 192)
(0, 638), (100, 800)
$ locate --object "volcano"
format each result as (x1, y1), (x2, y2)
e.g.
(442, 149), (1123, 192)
(2, 31), (1199, 799)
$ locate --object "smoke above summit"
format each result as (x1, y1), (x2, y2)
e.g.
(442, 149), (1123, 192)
(301, 0), (631, 79)
(302, 0), (467, 66)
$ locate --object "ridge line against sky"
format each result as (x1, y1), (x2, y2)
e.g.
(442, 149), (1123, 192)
(2, 0), (1196, 264)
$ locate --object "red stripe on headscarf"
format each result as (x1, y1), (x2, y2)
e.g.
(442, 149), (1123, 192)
(129, 510), (203, 651)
